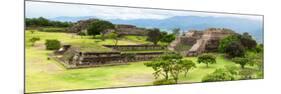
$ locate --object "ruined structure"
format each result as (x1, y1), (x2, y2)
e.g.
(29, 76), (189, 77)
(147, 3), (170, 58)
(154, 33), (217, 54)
(114, 24), (148, 36)
(55, 45), (167, 68)
(169, 28), (235, 56)
(66, 19), (99, 33)
(67, 19), (148, 35)
(103, 45), (165, 51)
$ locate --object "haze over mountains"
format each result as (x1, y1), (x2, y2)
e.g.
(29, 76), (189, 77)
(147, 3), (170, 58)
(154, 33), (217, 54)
(50, 16), (263, 43)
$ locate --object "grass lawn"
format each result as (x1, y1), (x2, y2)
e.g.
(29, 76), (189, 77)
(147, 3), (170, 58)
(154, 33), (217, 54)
(25, 30), (247, 93)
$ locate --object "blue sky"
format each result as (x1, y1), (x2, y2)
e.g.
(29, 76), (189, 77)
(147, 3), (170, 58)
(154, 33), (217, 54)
(26, 1), (262, 21)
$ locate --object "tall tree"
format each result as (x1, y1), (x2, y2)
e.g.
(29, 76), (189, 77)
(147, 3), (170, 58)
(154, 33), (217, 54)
(218, 34), (240, 52)
(147, 28), (162, 45)
(225, 41), (245, 58)
(240, 32), (257, 50)
(87, 20), (115, 40)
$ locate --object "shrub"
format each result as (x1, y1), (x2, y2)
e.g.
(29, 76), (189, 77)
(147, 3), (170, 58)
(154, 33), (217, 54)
(93, 35), (102, 39)
(153, 79), (175, 85)
(29, 37), (40, 46)
(160, 34), (176, 43)
(239, 68), (256, 79)
(45, 39), (61, 50)
(41, 27), (65, 32)
(30, 30), (36, 34)
(232, 57), (250, 69)
(202, 68), (235, 82)
(77, 32), (87, 36)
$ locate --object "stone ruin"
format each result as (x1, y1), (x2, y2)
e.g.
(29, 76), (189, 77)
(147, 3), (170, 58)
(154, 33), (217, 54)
(168, 28), (236, 56)
(66, 19), (148, 36)
(54, 45), (167, 68)
(114, 24), (148, 36)
(66, 19), (99, 33)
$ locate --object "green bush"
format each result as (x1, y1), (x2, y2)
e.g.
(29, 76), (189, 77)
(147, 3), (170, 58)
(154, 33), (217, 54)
(77, 32), (87, 36)
(29, 37), (40, 46)
(41, 27), (65, 32)
(202, 68), (235, 82)
(153, 79), (175, 85)
(45, 39), (61, 50)
(93, 35), (102, 39)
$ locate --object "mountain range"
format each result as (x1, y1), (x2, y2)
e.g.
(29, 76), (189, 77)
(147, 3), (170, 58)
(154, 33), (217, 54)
(50, 16), (263, 43)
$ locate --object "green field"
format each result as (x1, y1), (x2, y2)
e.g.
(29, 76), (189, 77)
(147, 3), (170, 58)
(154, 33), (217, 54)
(25, 30), (255, 93)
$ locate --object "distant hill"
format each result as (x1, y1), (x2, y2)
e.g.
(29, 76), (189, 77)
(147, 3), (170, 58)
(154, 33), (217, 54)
(49, 16), (263, 43)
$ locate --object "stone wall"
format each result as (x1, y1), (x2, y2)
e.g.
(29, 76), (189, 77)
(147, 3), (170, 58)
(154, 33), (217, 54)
(62, 51), (164, 68)
(169, 28), (236, 56)
(103, 45), (166, 51)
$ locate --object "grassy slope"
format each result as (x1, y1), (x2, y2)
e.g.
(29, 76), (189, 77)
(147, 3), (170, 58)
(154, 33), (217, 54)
(26, 30), (241, 93)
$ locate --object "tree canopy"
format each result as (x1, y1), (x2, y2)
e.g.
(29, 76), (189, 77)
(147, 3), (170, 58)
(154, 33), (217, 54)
(232, 57), (250, 69)
(197, 54), (216, 67)
(144, 53), (196, 83)
(219, 32), (258, 58)
(225, 41), (245, 58)
(87, 20), (115, 37)
(147, 28), (162, 45)
(25, 17), (73, 27)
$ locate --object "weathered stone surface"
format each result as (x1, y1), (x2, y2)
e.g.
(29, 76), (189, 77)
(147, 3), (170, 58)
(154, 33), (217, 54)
(169, 28), (235, 56)
(67, 19), (148, 35)
(66, 19), (99, 33)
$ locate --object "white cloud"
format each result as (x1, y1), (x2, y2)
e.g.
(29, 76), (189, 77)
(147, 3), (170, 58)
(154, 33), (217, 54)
(26, 1), (262, 21)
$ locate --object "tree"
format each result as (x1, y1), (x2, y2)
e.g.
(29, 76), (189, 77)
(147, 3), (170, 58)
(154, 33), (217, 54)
(219, 32), (258, 58)
(45, 39), (61, 50)
(181, 60), (196, 77)
(197, 54), (216, 67)
(255, 44), (263, 53)
(105, 32), (119, 47)
(240, 32), (257, 50)
(37, 17), (50, 26)
(232, 57), (249, 69)
(172, 28), (180, 35)
(160, 34), (176, 43)
(169, 59), (196, 83)
(144, 59), (169, 80)
(25, 17), (73, 27)
(29, 37), (40, 46)
(145, 53), (196, 83)
(87, 20), (115, 40)
(218, 34), (240, 52)
(144, 53), (181, 80)
(224, 41), (245, 58)
(147, 28), (162, 45)
(202, 68), (235, 82)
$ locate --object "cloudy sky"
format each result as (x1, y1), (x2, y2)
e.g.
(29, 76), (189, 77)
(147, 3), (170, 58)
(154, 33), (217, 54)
(26, 1), (262, 21)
